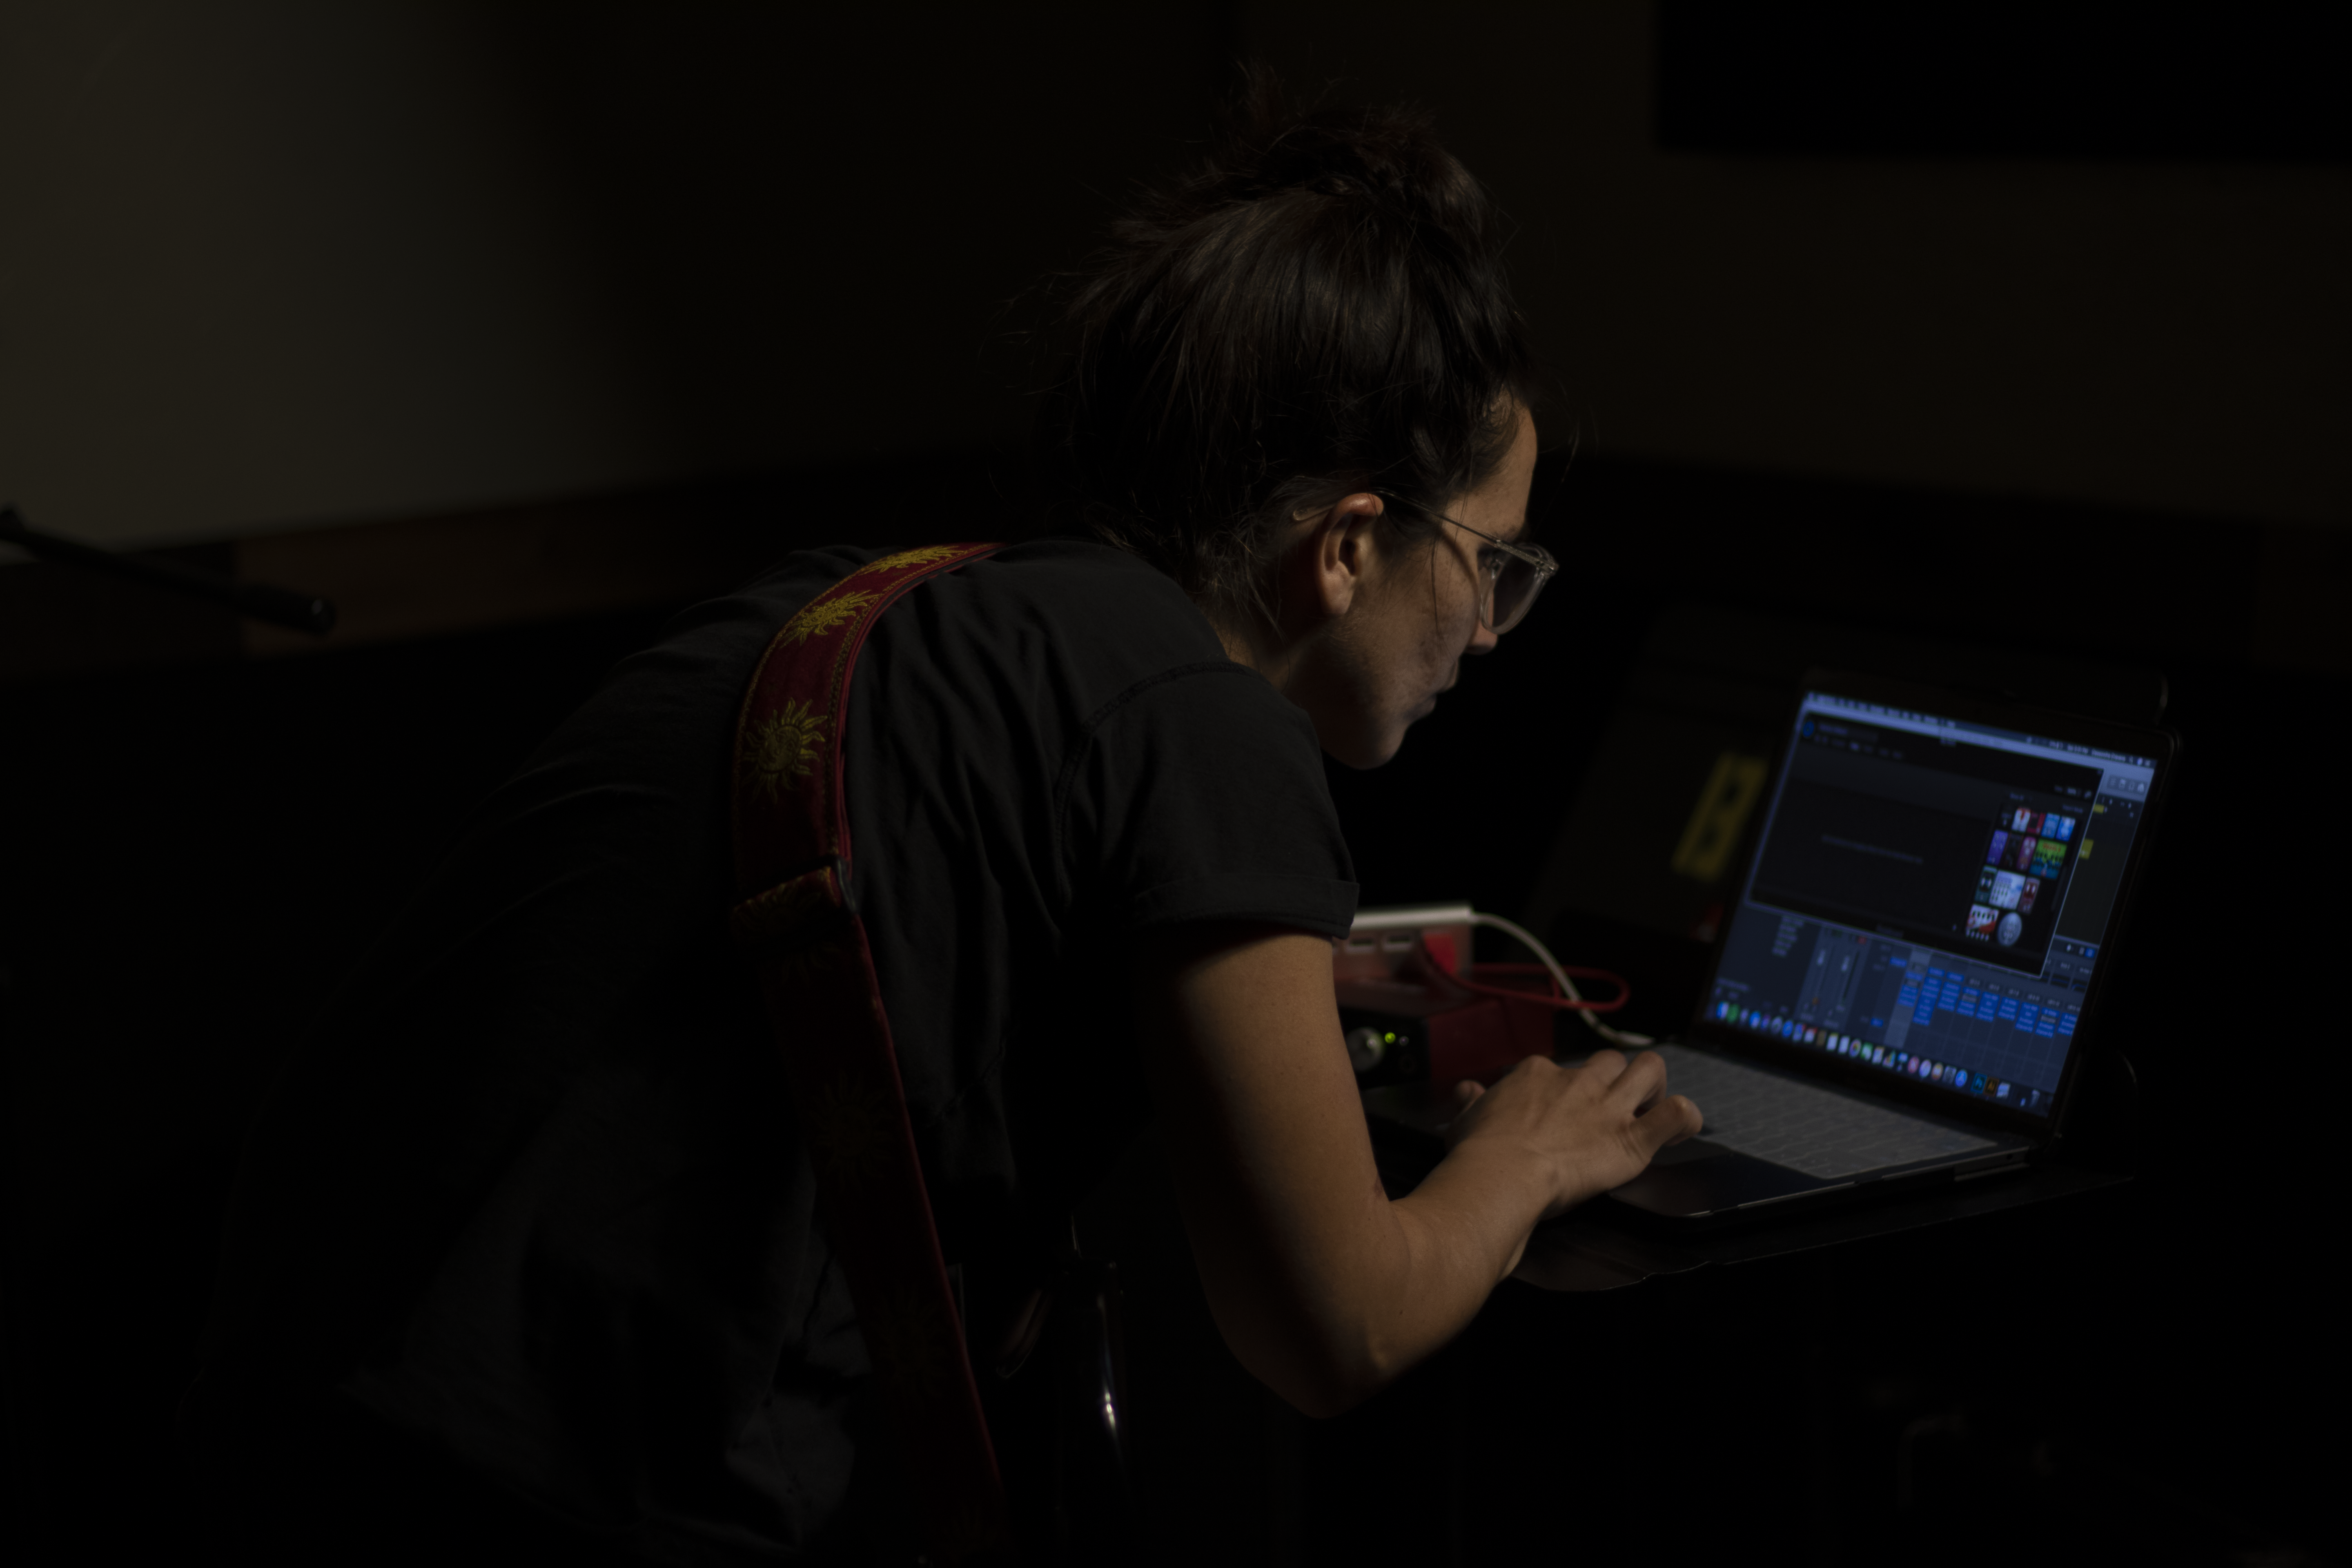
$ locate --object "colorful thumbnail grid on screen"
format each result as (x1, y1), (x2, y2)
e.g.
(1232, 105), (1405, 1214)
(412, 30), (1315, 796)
(1968, 809), (2072, 943)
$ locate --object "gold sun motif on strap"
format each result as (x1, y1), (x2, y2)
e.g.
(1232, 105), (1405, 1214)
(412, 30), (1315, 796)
(866, 545), (968, 573)
(780, 589), (877, 647)
(745, 699), (828, 799)
(729, 869), (842, 957)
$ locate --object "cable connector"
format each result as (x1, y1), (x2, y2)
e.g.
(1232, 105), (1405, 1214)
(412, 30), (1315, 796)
(1344, 904), (1655, 1051)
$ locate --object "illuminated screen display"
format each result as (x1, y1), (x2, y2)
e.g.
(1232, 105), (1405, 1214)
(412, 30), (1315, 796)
(1707, 692), (2155, 1118)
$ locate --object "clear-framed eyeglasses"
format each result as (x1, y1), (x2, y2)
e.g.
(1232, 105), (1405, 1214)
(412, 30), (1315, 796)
(1376, 492), (1559, 634)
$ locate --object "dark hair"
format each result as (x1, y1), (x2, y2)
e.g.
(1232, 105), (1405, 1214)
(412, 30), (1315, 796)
(1040, 71), (1537, 621)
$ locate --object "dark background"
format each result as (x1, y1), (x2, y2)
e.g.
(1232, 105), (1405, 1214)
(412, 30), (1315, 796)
(5, 5), (2348, 1566)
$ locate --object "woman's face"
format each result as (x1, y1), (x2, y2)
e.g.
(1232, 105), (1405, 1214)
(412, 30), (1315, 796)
(1291, 408), (1539, 768)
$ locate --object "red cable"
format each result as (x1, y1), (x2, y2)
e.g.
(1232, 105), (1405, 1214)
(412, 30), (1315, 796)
(1411, 938), (1632, 1014)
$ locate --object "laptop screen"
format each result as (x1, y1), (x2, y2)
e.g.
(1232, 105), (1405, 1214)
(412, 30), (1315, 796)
(1704, 688), (2159, 1118)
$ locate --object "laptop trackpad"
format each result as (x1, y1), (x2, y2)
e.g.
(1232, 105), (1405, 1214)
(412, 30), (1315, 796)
(1608, 1147), (1829, 1219)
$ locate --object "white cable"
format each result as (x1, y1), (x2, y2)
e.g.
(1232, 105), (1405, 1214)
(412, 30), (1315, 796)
(1464, 911), (1655, 1050)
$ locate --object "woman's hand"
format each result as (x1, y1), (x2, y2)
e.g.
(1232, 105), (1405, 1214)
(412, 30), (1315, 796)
(1133, 924), (1703, 1417)
(1443, 1049), (1701, 1221)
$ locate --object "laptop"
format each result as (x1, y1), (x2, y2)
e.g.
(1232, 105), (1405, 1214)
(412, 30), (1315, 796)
(1609, 666), (2176, 1223)
(1374, 668), (2175, 1226)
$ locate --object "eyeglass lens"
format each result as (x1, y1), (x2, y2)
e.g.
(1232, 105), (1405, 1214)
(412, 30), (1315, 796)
(1487, 554), (1541, 632)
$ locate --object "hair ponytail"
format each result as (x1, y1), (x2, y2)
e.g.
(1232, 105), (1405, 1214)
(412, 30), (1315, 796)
(1040, 67), (1537, 621)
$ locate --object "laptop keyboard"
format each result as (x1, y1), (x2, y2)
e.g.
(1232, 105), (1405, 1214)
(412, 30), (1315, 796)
(1648, 1045), (1996, 1180)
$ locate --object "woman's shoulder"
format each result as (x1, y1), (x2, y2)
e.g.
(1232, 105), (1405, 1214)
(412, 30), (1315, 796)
(958, 537), (1208, 628)
(868, 537), (1238, 708)
(693, 538), (1207, 654)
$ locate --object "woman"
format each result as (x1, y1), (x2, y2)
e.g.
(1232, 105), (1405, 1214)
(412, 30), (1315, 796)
(181, 78), (1698, 1564)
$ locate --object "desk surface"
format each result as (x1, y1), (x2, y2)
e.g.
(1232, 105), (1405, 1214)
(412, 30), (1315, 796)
(1365, 1110), (2128, 1293)
(1509, 1160), (2128, 1292)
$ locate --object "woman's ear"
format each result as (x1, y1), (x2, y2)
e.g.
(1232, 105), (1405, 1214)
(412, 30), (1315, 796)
(1217, 491), (1390, 675)
(1292, 492), (1387, 622)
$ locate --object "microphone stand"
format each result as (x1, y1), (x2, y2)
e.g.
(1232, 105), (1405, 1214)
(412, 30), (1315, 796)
(2, 503), (337, 637)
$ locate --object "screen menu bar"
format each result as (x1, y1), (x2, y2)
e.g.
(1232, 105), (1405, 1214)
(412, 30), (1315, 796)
(1805, 691), (2157, 790)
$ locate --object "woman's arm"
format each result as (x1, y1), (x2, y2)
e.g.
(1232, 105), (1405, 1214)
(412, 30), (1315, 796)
(1131, 923), (1700, 1418)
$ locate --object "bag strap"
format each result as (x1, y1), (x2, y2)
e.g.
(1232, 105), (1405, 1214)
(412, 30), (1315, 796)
(727, 544), (1008, 1563)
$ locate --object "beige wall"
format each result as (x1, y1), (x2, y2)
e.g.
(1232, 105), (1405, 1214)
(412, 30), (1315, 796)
(1242, 1), (2350, 527)
(0, 2), (1221, 552)
(4, 1), (2344, 561)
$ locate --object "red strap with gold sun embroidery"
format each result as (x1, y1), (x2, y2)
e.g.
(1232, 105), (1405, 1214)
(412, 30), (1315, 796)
(727, 543), (1007, 1563)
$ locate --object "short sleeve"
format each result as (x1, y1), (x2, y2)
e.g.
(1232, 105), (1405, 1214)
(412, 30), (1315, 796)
(1061, 662), (1358, 937)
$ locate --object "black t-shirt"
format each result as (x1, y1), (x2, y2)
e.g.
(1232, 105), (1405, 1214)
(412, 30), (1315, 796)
(183, 540), (1357, 1563)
